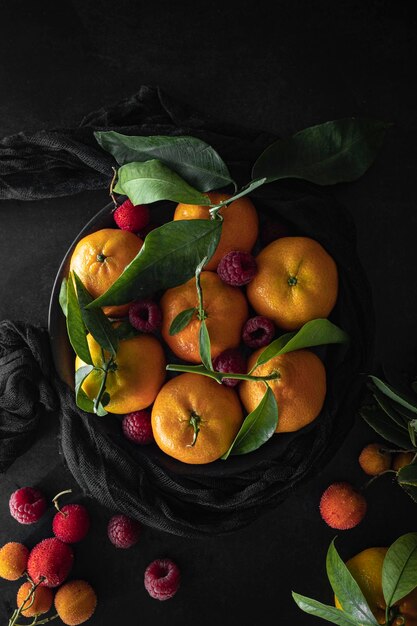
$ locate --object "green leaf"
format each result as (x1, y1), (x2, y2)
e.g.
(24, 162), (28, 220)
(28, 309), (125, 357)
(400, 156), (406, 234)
(72, 272), (119, 358)
(87, 219), (222, 308)
(114, 159), (211, 205)
(326, 540), (380, 626)
(169, 307), (196, 336)
(359, 404), (412, 449)
(114, 320), (141, 341)
(397, 464), (417, 503)
(292, 592), (359, 626)
(166, 363), (223, 383)
(368, 376), (417, 415)
(199, 320), (213, 371)
(382, 532), (417, 607)
(59, 278), (68, 317)
(75, 365), (95, 413)
(409, 420), (417, 447)
(66, 275), (93, 365)
(252, 118), (390, 185)
(371, 388), (411, 428)
(222, 386), (278, 459)
(252, 319), (349, 370)
(94, 132), (235, 192)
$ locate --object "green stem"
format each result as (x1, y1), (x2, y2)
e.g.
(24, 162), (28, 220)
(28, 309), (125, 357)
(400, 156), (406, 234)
(9, 579), (44, 626)
(361, 469), (397, 491)
(14, 615), (60, 626)
(166, 362), (280, 383)
(195, 257), (207, 320)
(187, 413), (201, 447)
(93, 356), (114, 414)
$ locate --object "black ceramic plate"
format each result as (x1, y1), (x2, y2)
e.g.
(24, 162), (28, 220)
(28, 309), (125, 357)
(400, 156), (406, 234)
(48, 200), (321, 477)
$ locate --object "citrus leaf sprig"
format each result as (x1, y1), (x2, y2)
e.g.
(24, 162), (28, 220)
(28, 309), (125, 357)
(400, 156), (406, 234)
(293, 534), (417, 625)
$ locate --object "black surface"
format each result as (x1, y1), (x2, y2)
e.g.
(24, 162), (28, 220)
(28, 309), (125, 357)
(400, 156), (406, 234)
(1, 1), (417, 624)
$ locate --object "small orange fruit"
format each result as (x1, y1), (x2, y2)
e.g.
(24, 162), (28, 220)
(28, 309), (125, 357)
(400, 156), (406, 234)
(358, 443), (391, 476)
(160, 271), (248, 363)
(335, 547), (417, 626)
(16, 582), (53, 617)
(247, 236), (338, 330)
(239, 349), (326, 433)
(174, 192), (259, 270)
(75, 333), (166, 414)
(69, 228), (143, 318)
(393, 451), (414, 472)
(0, 542), (29, 581)
(151, 373), (244, 464)
(54, 580), (97, 625)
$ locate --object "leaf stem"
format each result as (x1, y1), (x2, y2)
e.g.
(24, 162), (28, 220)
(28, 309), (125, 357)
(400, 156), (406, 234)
(9, 578), (45, 626)
(52, 489), (72, 515)
(109, 166), (118, 210)
(360, 469), (397, 491)
(93, 356), (114, 415)
(166, 362), (280, 383)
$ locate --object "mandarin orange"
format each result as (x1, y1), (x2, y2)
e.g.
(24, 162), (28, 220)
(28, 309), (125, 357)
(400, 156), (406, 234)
(174, 191), (259, 270)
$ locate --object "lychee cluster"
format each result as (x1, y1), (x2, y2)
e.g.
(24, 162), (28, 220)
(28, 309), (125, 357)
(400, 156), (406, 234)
(1, 485), (97, 625)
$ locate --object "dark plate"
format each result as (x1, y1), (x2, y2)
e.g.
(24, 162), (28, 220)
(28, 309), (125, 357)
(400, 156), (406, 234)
(48, 200), (319, 477)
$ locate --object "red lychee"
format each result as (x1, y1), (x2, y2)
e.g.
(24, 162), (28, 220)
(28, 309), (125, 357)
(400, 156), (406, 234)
(319, 482), (367, 530)
(27, 538), (74, 588)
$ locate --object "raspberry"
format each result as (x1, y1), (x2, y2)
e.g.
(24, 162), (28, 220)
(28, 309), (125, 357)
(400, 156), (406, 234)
(129, 299), (162, 333)
(107, 514), (141, 549)
(358, 443), (391, 476)
(122, 410), (154, 445)
(319, 482), (367, 530)
(53, 504), (91, 544)
(242, 316), (275, 348)
(0, 542), (29, 581)
(27, 538), (74, 588)
(217, 251), (257, 286)
(114, 199), (150, 232)
(213, 349), (247, 387)
(144, 558), (181, 601)
(9, 487), (47, 524)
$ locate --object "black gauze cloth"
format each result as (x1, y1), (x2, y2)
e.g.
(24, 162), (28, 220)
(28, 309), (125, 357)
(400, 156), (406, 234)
(0, 86), (374, 537)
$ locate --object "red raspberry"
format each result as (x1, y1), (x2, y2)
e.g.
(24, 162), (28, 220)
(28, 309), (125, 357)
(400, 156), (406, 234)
(52, 504), (90, 544)
(144, 558), (181, 601)
(27, 538), (74, 588)
(129, 299), (162, 333)
(122, 410), (154, 445)
(107, 514), (141, 549)
(217, 251), (257, 286)
(242, 316), (275, 348)
(9, 487), (47, 524)
(319, 482), (367, 530)
(213, 349), (247, 387)
(114, 199), (150, 232)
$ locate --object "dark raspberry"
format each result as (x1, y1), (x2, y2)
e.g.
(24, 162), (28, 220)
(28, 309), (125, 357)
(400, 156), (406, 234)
(144, 558), (181, 601)
(52, 504), (90, 544)
(107, 514), (141, 549)
(9, 487), (47, 525)
(260, 217), (290, 246)
(217, 251), (257, 286)
(27, 538), (74, 588)
(122, 410), (154, 445)
(213, 349), (247, 387)
(129, 299), (162, 333)
(114, 199), (150, 232)
(242, 316), (275, 348)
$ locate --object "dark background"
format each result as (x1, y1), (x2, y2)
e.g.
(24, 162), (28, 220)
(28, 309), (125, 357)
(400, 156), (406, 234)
(1, 1), (417, 624)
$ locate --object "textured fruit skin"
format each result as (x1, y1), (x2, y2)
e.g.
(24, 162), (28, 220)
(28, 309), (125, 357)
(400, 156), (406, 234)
(107, 514), (141, 548)
(144, 559), (181, 601)
(217, 251), (257, 286)
(358, 443), (392, 476)
(151, 373), (244, 464)
(174, 191), (259, 270)
(247, 236), (338, 330)
(161, 271), (248, 363)
(335, 547), (417, 625)
(320, 482), (367, 530)
(129, 299), (162, 333)
(27, 538), (74, 588)
(212, 349), (247, 387)
(122, 410), (154, 445)
(69, 228), (143, 318)
(55, 580), (97, 625)
(242, 316), (275, 348)
(16, 581), (53, 617)
(9, 487), (47, 524)
(240, 349), (326, 433)
(75, 333), (166, 414)
(393, 451), (415, 472)
(53, 504), (91, 543)
(0, 542), (29, 580)
(114, 199), (150, 233)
